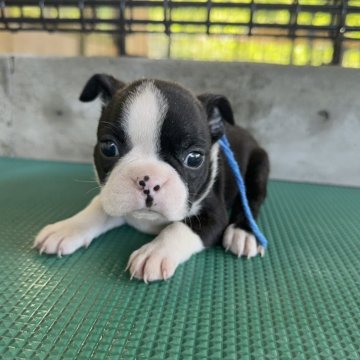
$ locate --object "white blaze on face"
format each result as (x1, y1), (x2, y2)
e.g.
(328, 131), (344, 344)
(99, 81), (189, 229)
(124, 81), (168, 154)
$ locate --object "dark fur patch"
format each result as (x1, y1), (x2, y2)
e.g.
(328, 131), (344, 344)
(154, 80), (213, 204)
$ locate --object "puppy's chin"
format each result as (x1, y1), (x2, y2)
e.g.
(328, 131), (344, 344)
(124, 210), (170, 235)
(130, 209), (167, 221)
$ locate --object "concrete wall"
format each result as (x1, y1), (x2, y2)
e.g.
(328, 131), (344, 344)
(0, 56), (359, 187)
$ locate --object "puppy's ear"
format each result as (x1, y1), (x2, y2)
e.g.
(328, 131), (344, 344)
(197, 94), (235, 142)
(79, 74), (126, 104)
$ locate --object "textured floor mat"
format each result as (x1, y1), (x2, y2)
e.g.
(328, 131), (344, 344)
(0, 157), (359, 360)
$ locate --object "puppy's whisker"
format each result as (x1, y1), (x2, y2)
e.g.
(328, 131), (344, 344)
(86, 186), (101, 195)
(186, 216), (193, 229)
(194, 215), (202, 229)
(74, 179), (98, 184)
(187, 191), (200, 197)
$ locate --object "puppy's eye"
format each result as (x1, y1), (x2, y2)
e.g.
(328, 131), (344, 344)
(100, 141), (119, 158)
(184, 152), (204, 169)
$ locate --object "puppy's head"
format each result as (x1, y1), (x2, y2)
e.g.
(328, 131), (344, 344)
(80, 74), (234, 221)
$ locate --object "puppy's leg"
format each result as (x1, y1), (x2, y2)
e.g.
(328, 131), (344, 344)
(127, 222), (204, 283)
(223, 148), (269, 258)
(185, 196), (229, 248)
(34, 195), (124, 257)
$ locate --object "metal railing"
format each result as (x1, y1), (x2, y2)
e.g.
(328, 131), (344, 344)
(0, 1), (359, 65)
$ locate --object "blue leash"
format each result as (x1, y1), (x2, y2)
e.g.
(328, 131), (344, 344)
(219, 135), (268, 249)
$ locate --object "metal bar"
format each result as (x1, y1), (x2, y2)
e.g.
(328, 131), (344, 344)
(332, 0), (347, 65)
(4, 16), (360, 32)
(0, 22), (356, 41)
(288, 0), (299, 39)
(0, 1), (9, 31)
(1, 26), (356, 41)
(164, 0), (170, 36)
(248, 0), (255, 36)
(164, 0), (171, 57)
(3, 0), (357, 12)
(117, 0), (127, 55)
(78, 0), (85, 32)
(206, 0), (211, 36)
(39, 0), (48, 32)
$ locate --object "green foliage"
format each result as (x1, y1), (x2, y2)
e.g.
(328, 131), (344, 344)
(147, 0), (360, 68)
(166, 34), (334, 66)
(297, 12), (331, 26)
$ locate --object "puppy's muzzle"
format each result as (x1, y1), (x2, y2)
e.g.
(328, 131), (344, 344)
(100, 156), (188, 221)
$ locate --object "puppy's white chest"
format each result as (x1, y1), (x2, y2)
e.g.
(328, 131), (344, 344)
(124, 210), (170, 235)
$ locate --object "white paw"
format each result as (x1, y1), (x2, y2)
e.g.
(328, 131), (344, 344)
(33, 219), (91, 257)
(222, 224), (265, 258)
(126, 241), (179, 283)
(126, 222), (204, 283)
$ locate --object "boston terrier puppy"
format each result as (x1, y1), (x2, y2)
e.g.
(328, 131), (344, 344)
(34, 74), (270, 283)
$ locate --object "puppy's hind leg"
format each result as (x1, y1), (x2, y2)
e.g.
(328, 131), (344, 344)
(33, 195), (124, 257)
(223, 148), (269, 258)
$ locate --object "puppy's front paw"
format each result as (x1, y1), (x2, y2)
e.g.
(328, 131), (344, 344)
(126, 241), (179, 283)
(34, 219), (91, 257)
(222, 224), (265, 258)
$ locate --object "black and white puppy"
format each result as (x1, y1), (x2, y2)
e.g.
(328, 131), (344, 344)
(34, 74), (270, 283)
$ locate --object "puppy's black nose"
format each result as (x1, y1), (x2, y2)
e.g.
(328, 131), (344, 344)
(145, 195), (153, 208)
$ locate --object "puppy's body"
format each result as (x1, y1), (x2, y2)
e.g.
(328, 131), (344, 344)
(34, 75), (269, 282)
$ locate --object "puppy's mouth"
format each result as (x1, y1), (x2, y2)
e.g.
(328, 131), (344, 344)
(130, 209), (167, 222)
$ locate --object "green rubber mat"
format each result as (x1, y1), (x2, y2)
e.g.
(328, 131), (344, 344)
(0, 157), (359, 360)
